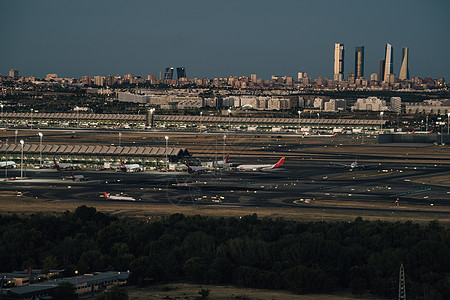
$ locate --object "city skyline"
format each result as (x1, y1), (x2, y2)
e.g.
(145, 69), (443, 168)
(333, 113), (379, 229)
(1, 0), (449, 80)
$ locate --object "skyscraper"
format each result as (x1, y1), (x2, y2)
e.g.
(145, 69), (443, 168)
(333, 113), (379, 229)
(163, 67), (174, 80)
(399, 47), (409, 80)
(354, 46), (364, 78)
(9, 69), (19, 78)
(383, 43), (394, 83)
(379, 60), (385, 82)
(176, 67), (186, 79)
(334, 43), (344, 81)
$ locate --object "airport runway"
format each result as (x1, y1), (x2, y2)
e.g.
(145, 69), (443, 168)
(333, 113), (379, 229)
(1, 156), (449, 217)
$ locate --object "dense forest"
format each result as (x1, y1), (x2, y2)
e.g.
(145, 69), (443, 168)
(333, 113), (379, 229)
(0, 206), (449, 299)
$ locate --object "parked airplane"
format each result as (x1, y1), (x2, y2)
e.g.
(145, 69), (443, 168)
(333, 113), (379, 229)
(186, 160), (206, 174)
(62, 170), (89, 181)
(120, 159), (143, 172)
(236, 157), (285, 171)
(207, 154), (230, 168)
(0, 126), (10, 131)
(53, 157), (81, 171)
(103, 192), (136, 201)
(0, 161), (16, 168)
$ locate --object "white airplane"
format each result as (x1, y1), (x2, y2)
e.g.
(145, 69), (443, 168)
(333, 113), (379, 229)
(62, 170), (89, 181)
(53, 157), (81, 171)
(120, 159), (143, 172)
(206, 154), (230, 168)
(0, 126), (10, 131)
(103, 192), (136, 201)
(334, 158), (380, 170)
(236, 157), (285, 171)
(186, 160), (207, 174)
(0, 161), (16, 168)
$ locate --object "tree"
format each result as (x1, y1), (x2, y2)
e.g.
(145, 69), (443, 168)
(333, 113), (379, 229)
(51, 282), (77, 300)
(95, 285), (128, 300)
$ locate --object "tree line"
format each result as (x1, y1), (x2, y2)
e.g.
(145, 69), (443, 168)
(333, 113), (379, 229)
(0, 206), (449, 299)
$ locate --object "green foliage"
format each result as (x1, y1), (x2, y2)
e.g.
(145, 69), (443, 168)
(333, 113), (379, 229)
(95, 285), (128, 300)
(51, 282), (77, 300)
(0, 208), (449, 298)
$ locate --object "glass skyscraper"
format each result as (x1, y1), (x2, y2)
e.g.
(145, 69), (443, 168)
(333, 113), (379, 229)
(354, 46), (364, 78)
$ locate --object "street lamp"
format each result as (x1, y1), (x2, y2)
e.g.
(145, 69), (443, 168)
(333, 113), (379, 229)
(227, 109), (231, 130)
(5, 139), (8, 180)
(447, 113), (450, 135)
(118, 132), (122, 147)
(1, 103), (3, 124)
(15, 130), (18, 144)
(426, 115), (429, 132)
(223, 135), (226, 164)
(200, 112), (203, 133)
(38, 132), (43, 168)
(20, 139), (24, 179)
(380, 111), (384, 132)
(165, 135), (169, 170)
(149, 108), (155, 128)
(317, 113), (320, 133)
(297, 111), (301, 132)
(30, 108), (33, 129)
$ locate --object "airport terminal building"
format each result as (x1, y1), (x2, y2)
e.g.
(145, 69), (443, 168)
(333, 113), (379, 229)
(0, 144), (190, 170)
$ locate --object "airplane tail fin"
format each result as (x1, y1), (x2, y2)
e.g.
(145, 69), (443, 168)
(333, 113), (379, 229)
(225, 154), (229, 163)
(70, 170), (75, 180)
(53, 157), (60, 170)
(185, 160), (192, 172)
(104, 192), (109, 198)
(272, 157), (285, 169)
(120, 159), (127, 171)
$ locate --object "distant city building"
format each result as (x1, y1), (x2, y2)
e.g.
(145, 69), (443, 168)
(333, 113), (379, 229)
(251, 73), (258, 82)
(370, 73), (378, 82)
(384, 43), (394, 82)
(405, 99), (450, 114)
(314, 97), (324, 110)
(379, 60), (385, 82)
(334, 43), (344, 81)
(355, 46), (364, 78)
(390, 97), (402, 113)
(297, 72), (307, 81)
(45, 74), (58, 81)
(324, 99), (347, 112)
(93, 76), (105, 86)
(9, 69), (19, 78)
(351, 97), (389, 111)
(163, 67), (174, 80)
(399, 47), (409, 80)
(176, 67), (186, 79)
(347, 73), (355, 84)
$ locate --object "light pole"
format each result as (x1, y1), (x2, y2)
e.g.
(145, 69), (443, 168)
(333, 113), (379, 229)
(223, 135), (226, 164)
(1, 104), (3, 124)
(20, 139), (24, 179)
(200, 111), (203, 133)
(150, 108), (155, 128)
(38, 132), (43, 168)
(380, 111), (384, 132)
(297, 111), (301, 132)
(5, 139), (8, 180)
(426, 115), (429, 132)
(317, 113), (320, 133)
(447, 113), (450, 135)
(30, 108), (33, 129)
(15, 130), (18, 144)
(227, 109), (231, 130)
(118, 132), (122, 147)
(165, 135), (169, 170)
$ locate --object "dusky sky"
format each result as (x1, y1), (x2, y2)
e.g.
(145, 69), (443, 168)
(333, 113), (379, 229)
(1, 0), (449, 80)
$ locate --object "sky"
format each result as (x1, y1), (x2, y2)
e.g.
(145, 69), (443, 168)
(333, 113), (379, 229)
(1, 0), (449, 80)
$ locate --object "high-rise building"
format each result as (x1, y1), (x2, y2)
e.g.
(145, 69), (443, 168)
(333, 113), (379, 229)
(176, 67), (186, 79)
(163, 67), (174, 80)
(334, 43), (344, 81)
(370, 73), (378, 82)
(399, 47), (409, 80)
(383, 43), (394, 82)
(379, 60), (385, 82)
(9, 69), (19, 78)
(251, 73), (258, 82)
(354, 46), (364, 78)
